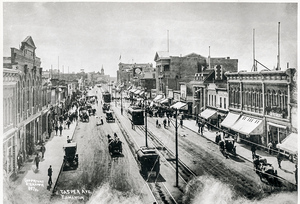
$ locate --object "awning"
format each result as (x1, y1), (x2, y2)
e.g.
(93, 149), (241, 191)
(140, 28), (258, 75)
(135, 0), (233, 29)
(160, 98), (169, 104)
(230, 115), (263, 135)
(134, 90), (142, 95)
(267, 122), (287, 129)
(153, 95), (163, 102)
(200, 109), (217, 120)
(220, 112), (240, 129)
(129, 89), (136, 93)
(276, 133), (298, 154)
(170, 101), (187, 109)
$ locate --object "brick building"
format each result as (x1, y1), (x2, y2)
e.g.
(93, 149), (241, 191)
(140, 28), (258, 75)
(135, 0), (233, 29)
(224, 68), (297, 152)
(3, 36), (72, 179)
(117, 62), (154, 90)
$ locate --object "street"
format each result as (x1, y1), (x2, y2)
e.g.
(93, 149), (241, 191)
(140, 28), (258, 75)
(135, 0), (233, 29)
(53, 86), (297, 204)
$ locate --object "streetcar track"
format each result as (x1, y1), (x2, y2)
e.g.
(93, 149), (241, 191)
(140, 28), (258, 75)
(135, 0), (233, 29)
(116, 113), (176, 204)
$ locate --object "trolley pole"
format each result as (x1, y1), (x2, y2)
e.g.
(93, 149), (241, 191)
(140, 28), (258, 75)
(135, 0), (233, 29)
(175, 108), (179, 187)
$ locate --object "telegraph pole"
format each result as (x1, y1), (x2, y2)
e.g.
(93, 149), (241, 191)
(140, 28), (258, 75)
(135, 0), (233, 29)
(144, 90), (148, 147)
(175, 108), (179, 187)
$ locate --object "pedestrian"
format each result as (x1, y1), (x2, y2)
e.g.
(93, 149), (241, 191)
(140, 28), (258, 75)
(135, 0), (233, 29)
(251, 145), (256, 159)
(66, 120), (71, 129)
(277, 153), (282, 168)
(17, 154), (22, 171)
(267, 141), (273, 155)
(180, 119), (183, 128)
(48, 165), (53, 186)
(168, 119), (170, 127)
(67, 136), (71, 143)
(41, 144), (46, 159)
(34, 154), (40, 170)
(295, 164), (298, 185)
(55, 125), (58, 136)
(198, 122), (201, 133)
(200, 124), (204, 135)
(156, 119), (159, 128)
(163, 119), (167, 128)
(59, 125), (63, 136)
(100, 116), (104, 125)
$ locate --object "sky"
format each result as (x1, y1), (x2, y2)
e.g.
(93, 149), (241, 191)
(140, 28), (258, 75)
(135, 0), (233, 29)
(2, 2), (298, 77)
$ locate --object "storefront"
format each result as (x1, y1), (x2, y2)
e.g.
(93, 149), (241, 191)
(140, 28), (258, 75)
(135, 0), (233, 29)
(230, 115), (263, 145)
(267, 122), (288, 145)
(200, 108), (218, 127)
(220, 112), (240, 130)
(276, 132), (297, 162)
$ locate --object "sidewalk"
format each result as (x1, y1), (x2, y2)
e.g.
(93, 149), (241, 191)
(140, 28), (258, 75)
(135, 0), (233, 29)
(181, 118), (297, 186)
(9, 119), (78, 201)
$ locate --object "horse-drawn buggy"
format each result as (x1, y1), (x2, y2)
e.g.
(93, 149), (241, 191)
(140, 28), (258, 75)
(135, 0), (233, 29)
(87, 104), (96, 116)
(106, 111), (115, 123)
(253, 156), (279, 185)
(107, 134), (122, 156)
(102, 103), (110, 113)
(219, 137), (236, 157)
(79, 110), (89, 122)
(63, 142), (79, 171)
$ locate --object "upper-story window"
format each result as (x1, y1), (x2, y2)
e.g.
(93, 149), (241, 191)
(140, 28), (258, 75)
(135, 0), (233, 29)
(164, 65), (170, 72)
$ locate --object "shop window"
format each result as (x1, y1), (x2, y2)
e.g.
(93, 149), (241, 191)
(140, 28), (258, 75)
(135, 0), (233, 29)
(224, 98), (226, 109)
(220, 97), (222, 108)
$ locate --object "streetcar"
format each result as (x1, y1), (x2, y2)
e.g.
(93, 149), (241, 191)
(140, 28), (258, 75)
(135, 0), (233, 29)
(136, 147), (160, 178)
(103, 91), (111, 103)
(127, 106), (144, 125)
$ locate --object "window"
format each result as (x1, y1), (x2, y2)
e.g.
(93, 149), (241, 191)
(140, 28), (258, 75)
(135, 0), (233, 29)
(214, 95), (216, 107)
(209, 94), (211, 105)
(224, 98), (226, 109)
(164, 65), (170, 72)
(220, 97), (222, 108)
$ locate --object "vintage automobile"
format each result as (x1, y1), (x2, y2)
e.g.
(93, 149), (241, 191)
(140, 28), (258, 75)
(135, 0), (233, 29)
(63, 142), (79, 171)
(106, 111), (115, 123)
(102, 103), (110, 113)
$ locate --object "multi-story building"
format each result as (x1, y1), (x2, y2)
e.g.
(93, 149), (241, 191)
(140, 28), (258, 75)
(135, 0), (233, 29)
(155, 51), (238, 116)
(3, 36), (44, 178)
(3, 68), (19, 178)
(224, 68), (297, 151)
(3, 36), (73, 179)
(117, 62), (154, 89)
(192, 57), (238, 123)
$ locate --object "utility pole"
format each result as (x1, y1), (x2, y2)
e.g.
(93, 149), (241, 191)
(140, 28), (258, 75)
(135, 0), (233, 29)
(175, 108), (179, 187)
(144, 90), (148, 147)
